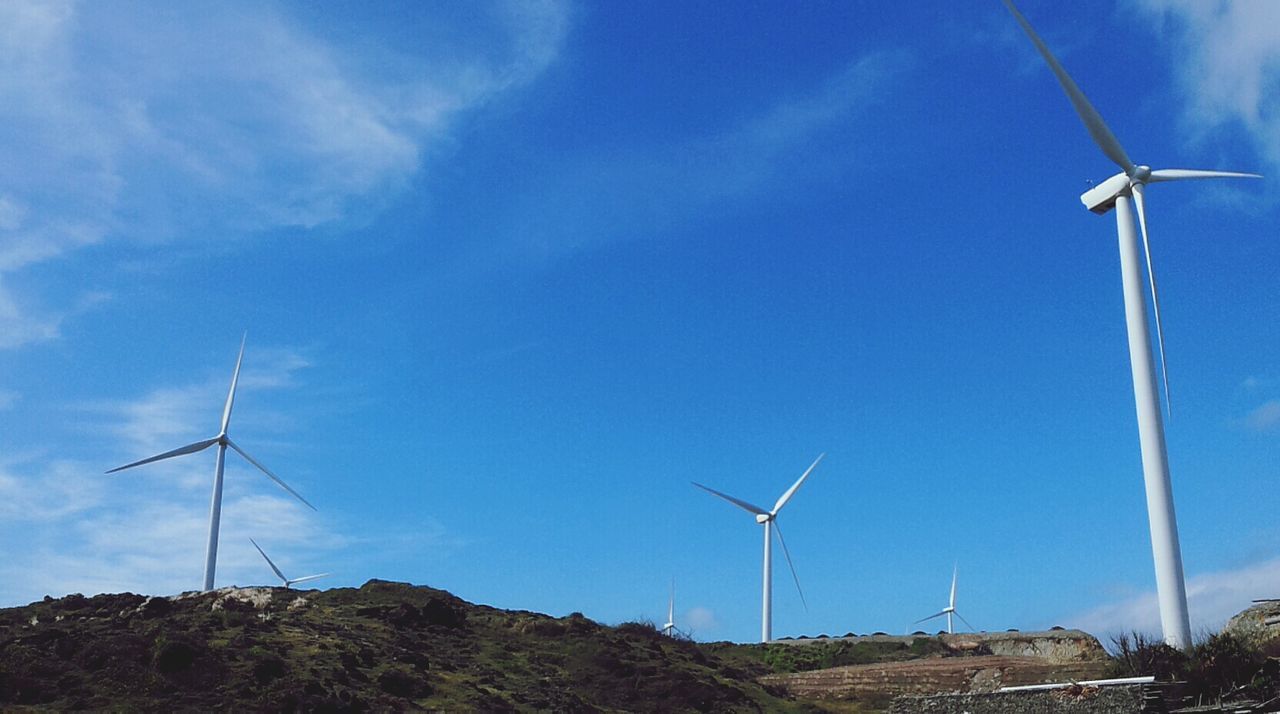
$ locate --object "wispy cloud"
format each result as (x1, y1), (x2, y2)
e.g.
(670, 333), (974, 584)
(1064, 556), (1280, 637)
(1135, 1), (1280, 174)
(0, 0), (568, 349)
(501, 50), (911, 263)
(1243, 400), (1280, 432)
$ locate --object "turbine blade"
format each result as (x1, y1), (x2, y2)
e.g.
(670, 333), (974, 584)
(105, 437), (219, 473)
(949, 566), (958, 609)
(914, 610), (948, 625)
(955, 611), (976, 632)
(1131, 184), (1172, 418)
(772, 453), (825, 514)
(249, 538), (287, 583)
(691, 482), (768, 515)
(773, 521), (808, 612)
(287, 573), (331, 585)
(1148, 169), (1262, 183)
(220, 334), (247, 435)
(668, 580), (675, 624)
(226, 439), (317, 510)
(1002, 0), (1133, 173)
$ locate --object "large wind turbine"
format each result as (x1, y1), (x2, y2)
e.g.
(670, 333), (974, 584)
(693, 453), (824, 643)
(914, 566), (974, 635)
(250, 538), (330, 589)
(662, 579), (677, 637)
(107, 336), (316, 592)
(1003, 1), (1261, 648)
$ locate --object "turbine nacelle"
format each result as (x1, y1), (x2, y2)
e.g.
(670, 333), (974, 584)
(755, 513), (772, 525)
(1082, 171), (1134, 214)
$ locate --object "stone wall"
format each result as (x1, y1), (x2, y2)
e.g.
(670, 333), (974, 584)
(889, 685), (1148, 714)
(761, 655), (1110, 702)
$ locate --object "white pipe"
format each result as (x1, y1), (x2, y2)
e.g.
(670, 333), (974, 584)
(1114, 194), (1192, 649)
(999, 675), (1156, 693)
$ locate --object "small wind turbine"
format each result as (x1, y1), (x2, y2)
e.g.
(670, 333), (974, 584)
(662, 579), (677, 637)
(250, 538), (330, 589)
(693, 453), (824, 643)
(106, 335), (316, 592)
(914, 566), (973, 634)
(1002, 0), (1261, 650)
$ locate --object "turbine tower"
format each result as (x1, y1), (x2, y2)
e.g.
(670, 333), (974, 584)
(662, 579), (676, 637)
(694, 453), (824, 643)
(107, 335), (316, 592)
(1002, 1), (1261, 649)
(250, 538), (330, 589)
(914, 566), (974, 634)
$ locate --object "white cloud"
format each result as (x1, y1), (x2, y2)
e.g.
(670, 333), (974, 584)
(1135, 0), (1280, 171)
(0, 0), (568, 350)
(1244, 400), (1280, 431)
(685, 606), (720, 637)
(1064, 556), (1280, 638)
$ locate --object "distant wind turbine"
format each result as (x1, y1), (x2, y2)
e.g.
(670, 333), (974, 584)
(693, 453), (824, 643)
(250, 538), (330, 589)
(914, 566), (973, 634)
(1002, 0), (1261, 649)
(106, 335), (316, 592)
(662, 579), (677, 637)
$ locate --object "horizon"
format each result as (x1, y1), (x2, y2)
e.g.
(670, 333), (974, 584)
(1, 0), (1277, 645)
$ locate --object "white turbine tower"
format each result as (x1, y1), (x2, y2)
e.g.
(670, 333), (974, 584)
(107, 335), (316, 592)
(914, 566), (973, 634)
(1003, 0), (1261, 649)
(250, 538), (330, 589)
(693, 453), (824, 643)
(662, 579), (676, 637)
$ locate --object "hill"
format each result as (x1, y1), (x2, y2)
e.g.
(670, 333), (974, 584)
(0, 580), (1134, 712)
(0, 580), (810, 712)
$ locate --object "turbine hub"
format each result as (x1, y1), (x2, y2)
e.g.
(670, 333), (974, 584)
(1129, 165), (1152, 184)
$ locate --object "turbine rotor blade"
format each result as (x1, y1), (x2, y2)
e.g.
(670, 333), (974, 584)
(249, 538), (287, 583)
(773, 521), (808, 612)
(955, 611), (976, 632)
(949, 566), (958, 609)
(1002, 0), (1134, 173)
(226, 439), (317, 510)
(1131, 183), (1172, 418)
(221, 333), (247, 435)
(1148, 169), (1262, 183)
(914, 610), (948, 625)
(287, 573), (331, 585)
(691, 482), (768, 516)
(105, 437), (219, 473)
(773, 453), (825, 514)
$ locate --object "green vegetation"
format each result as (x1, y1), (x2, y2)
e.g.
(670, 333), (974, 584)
(708, 637), (950, 675)
(1109, 630), (1280, 707)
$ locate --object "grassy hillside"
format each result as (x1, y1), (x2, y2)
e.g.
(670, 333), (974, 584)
(0, 580), (816, 712)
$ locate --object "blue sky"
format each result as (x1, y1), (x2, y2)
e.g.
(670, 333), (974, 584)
(1, 0), (1277, 644)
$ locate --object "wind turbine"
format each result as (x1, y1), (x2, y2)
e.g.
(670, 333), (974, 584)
(693, 453), (824, 643)
(914, 566), (973, 634)
(662, 579), (677, 637)
(106, 335), (316, 592)
(1002, 0), (1261, 649)
(250, 538), (330, 589)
